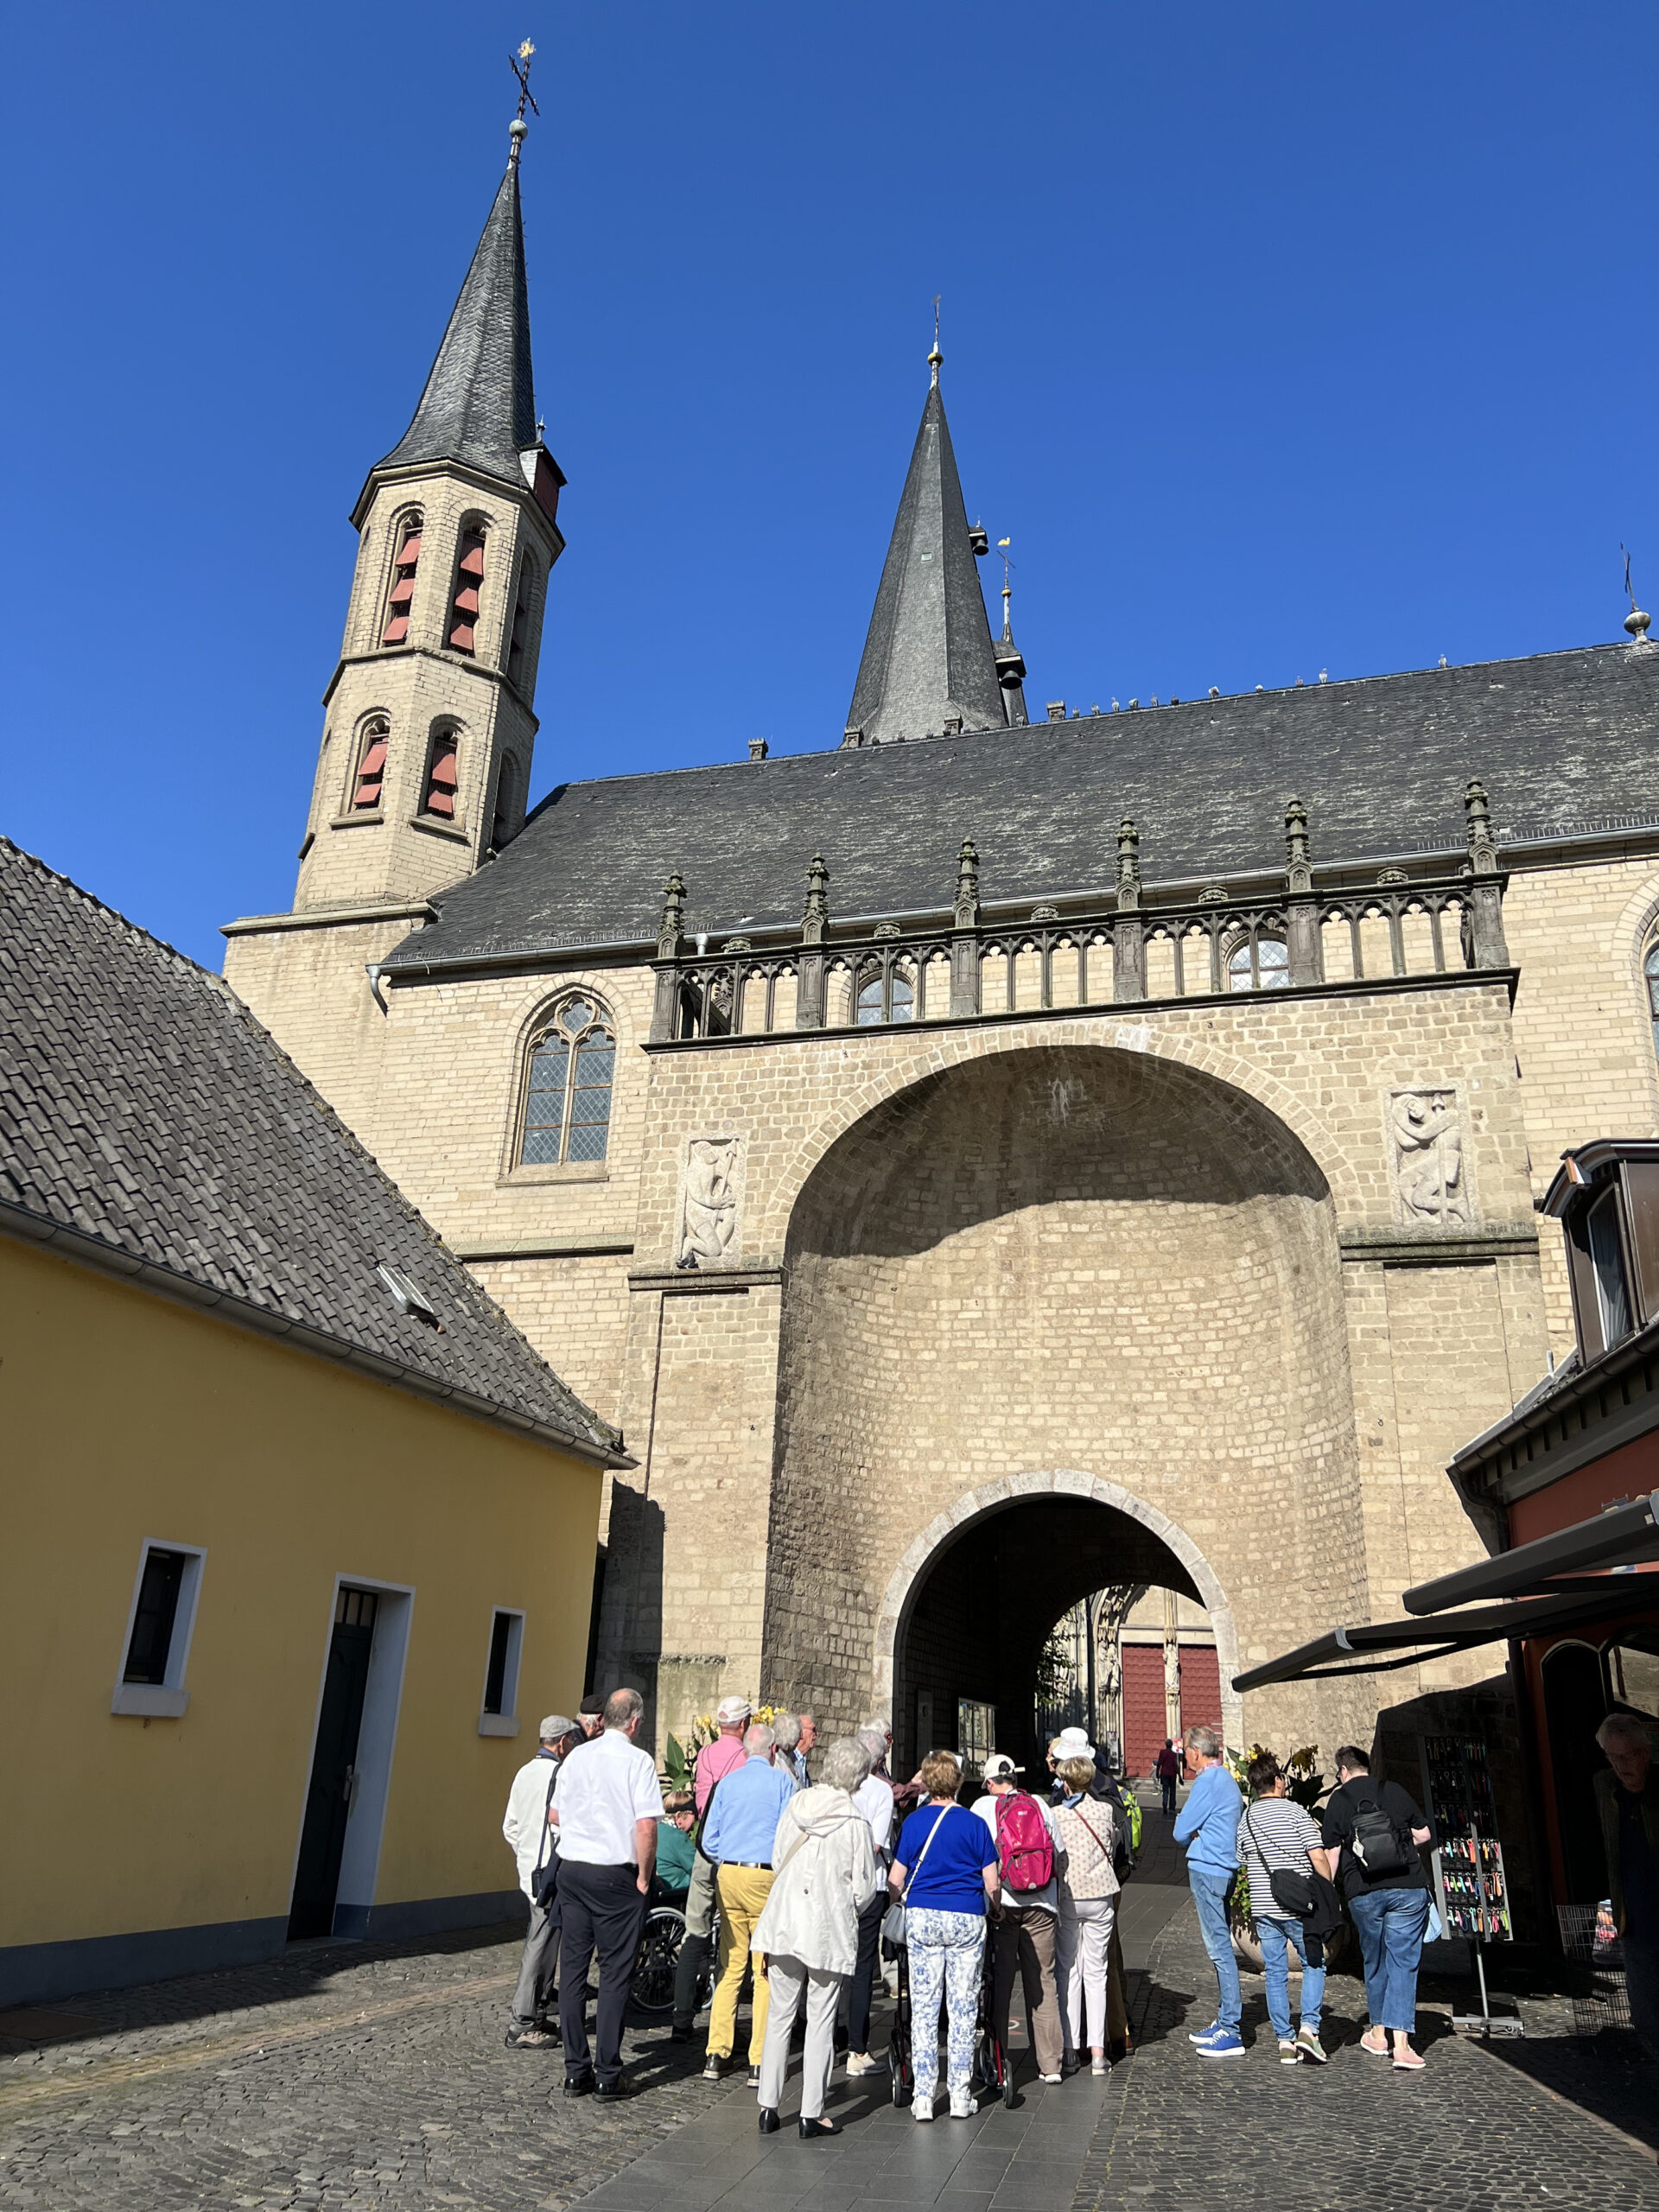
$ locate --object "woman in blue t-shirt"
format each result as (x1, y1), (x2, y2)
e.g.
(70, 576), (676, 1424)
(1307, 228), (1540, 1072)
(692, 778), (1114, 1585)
(889, 1750), (1002, 2119)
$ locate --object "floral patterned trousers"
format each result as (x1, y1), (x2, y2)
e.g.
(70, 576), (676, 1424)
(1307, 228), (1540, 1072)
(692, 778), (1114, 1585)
(907, 1909), (986, 2106)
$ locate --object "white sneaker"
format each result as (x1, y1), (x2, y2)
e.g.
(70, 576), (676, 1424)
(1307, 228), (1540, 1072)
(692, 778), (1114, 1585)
(912, 2094), (935, 2122)
(844, 2050), (881, 2077)
(950, 2095), (978, 2119)
(1039, 2072), (1062, 2085)
(1278, 2039), (1299, 2065)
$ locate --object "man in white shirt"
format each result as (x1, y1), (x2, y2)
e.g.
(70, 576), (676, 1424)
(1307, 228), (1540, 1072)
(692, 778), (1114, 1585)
(845, 1725), (897, 2076)
(501, 1715), (579, 2049)
(550, 1686), (664, 2098)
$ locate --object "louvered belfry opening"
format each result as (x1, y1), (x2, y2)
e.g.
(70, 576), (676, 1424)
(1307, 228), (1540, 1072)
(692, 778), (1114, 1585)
(507, 555), (535, 686)
(380, 517), (422, 645)
(351, 718), (390, 810)
(422, 727), (460, 819)
(449, 528), (486, 655)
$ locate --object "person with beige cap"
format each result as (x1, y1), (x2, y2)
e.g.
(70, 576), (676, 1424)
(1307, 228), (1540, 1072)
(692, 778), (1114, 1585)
(502, 1714), (582, 2049)
(671, 1694), (753, 2041)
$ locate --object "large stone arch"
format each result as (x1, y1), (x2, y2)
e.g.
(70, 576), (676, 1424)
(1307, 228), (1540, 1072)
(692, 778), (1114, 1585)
(759, 1037), (1371, 1756)
(870, 1471), (1244, 1754)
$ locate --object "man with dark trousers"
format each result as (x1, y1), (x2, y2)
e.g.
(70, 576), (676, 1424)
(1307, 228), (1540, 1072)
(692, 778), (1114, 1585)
(550, 1686), (664, 2099)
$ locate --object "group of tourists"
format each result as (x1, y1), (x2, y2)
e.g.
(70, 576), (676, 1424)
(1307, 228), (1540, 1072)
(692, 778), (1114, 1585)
(1175, 1724), (1434, 2068)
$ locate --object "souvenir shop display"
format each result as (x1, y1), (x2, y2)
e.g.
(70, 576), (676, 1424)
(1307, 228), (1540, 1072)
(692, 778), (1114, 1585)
(1418, 1733), (1522, 2037)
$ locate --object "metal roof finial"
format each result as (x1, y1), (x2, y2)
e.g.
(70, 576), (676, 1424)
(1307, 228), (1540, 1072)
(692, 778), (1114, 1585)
(1624, 544), (1652, 645)
(929, 294), (943, 387)
(997, 537), (1014, 639)
(508, 39), (539, 161)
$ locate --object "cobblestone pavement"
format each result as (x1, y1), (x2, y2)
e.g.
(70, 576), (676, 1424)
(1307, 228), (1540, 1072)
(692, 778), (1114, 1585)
(3, 1802), (1656, 2210)
(0, 1923), (734, 2209)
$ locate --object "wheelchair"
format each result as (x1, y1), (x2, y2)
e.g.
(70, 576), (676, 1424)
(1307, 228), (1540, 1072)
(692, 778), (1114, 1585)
(632, 1890), (719, 2017)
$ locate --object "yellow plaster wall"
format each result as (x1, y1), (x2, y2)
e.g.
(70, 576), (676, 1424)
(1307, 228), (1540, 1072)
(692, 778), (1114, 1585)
(0, 1236), (601, 1952)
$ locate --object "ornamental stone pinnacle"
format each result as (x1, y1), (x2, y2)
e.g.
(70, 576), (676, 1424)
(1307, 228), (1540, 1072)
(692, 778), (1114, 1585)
(1116, 818), (1142, 912)
(1464, 779), (1499, 875)
(955, 838), (981, 928)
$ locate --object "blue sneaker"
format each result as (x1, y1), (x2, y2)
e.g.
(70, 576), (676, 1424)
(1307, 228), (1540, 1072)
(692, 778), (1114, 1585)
(1187, 2022), (1225, 2045)
(1196, 2031), (1245, 2059)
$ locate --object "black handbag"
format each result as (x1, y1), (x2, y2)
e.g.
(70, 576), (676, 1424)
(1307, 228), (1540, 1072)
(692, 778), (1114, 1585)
(531, 1765), (561, 1914)
(1244, 1803), (1319, 1919)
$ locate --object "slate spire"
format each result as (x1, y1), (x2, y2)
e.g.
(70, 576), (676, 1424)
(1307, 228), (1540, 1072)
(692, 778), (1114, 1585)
(374, 151), (537, 491)
(846, 349), (1007, 746)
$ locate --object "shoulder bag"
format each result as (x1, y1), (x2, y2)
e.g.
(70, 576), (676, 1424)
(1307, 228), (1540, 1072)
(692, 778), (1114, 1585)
(881, 1803), (950, 1949)
(1243, 1802), (1318, 1920)
(531, 1763), (562, 1913)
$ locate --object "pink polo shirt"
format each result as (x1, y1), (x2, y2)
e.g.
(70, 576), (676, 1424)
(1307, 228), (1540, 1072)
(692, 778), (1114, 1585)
(694, 1732), (748, 1814)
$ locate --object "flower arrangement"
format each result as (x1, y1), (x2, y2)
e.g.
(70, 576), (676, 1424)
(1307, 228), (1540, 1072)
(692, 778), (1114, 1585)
(661, 1702), (783, 1793)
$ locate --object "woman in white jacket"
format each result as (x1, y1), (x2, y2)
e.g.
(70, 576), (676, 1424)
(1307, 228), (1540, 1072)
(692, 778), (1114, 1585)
(753, 1737), (882, 2139)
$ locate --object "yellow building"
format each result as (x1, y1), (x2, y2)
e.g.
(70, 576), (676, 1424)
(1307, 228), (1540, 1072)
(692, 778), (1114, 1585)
(0, 839), (629, 2005)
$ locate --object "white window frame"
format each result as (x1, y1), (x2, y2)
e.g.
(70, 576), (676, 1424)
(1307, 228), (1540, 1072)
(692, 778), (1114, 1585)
(111, 1539), (207, 1718)
(479, 1606), (525, 1737)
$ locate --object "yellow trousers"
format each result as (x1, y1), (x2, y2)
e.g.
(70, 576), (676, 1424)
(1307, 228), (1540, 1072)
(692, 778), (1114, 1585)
(709, 1865), (774, 2063)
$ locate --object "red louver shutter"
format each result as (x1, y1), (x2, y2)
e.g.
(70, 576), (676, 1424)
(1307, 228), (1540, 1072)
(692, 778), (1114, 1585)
(381, 616), (409, 644)
(458, 544), (486, 578)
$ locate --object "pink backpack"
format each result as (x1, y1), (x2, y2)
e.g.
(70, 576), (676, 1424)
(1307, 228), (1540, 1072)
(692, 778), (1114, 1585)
(995, 1792), (1055, 1892)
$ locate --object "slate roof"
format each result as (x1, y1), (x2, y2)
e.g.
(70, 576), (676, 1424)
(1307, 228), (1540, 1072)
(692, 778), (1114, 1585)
(384, 639), (1659, 969)
(846, 376), (1009, 745)
(372, 155), (537, 495)
(0, 841), (623, 1461)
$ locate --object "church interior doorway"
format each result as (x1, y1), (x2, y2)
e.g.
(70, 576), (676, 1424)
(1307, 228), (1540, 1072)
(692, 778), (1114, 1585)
(893, 1497), (1205, 1778)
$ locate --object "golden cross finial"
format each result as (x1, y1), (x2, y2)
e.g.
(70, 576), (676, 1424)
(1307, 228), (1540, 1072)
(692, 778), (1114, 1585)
(510, 39), (540, 126)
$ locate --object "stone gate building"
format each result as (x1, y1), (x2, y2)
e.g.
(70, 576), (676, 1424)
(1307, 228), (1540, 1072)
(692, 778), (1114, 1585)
(224, 121), (1659, 1772)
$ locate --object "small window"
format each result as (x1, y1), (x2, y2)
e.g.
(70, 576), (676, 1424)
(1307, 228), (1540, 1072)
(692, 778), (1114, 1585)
(855, 966), (913, 1025)
(480, 1608), (524, 1734)
(381, 515), (423, 646)
(449, 527), (486, 655)
(421, 726), (460, 819)
(1646, 943), (1659, 1064)
(507, 554), (537, 688)
(351, 717), (390, 811)
(113, 1541), (205, 1717)
(492, 753), (519, 850)
(1227, 933), (1290, 992)
(520, 995), (615, 1166)
(1586, 1187), (1633, 1350)
(957, 1698), (995, 1767)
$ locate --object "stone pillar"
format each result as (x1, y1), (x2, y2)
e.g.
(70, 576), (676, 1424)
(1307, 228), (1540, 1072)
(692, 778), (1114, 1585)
(1112, 817), (1147, 1003)
(950, 838), (982, 1019)
(648, 872), (686, 1044)
(796, 854), (830, 1030)
(1463, 780), (1510, 969)
(1284, 798), (1324, 988)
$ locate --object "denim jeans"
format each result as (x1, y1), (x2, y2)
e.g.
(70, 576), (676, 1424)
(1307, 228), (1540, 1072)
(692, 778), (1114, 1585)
(1255, 1913), (1324, 2040)
(1188, 1868), (1241, 2031)
(1347, 1885), (1429, 2034)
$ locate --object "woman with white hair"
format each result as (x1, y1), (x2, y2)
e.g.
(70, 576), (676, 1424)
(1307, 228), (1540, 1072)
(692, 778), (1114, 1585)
(753, 1737), (882, 2139)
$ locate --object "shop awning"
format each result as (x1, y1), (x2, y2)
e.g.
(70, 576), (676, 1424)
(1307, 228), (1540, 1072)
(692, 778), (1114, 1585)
(1230, 1586), (1656, 1694)
(1402, 1492), (1659, 1614)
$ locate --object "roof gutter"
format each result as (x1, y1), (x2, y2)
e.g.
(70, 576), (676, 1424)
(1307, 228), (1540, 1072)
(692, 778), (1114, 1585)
(1, 1199), (633, 1471)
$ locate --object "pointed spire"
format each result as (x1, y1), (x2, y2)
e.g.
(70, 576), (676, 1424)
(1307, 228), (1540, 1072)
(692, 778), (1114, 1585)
(992, 537), (1029, 728)
(374, 153), (537, 492)
(846, 348), (1007, 746)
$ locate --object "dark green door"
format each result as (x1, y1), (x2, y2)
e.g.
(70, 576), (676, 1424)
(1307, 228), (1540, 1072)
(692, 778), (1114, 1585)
(289, 1587), (378, 1939)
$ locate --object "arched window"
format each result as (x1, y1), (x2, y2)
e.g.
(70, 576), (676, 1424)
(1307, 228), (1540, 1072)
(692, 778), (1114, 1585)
(1646, 942), (1659, 1063)
(507, 554), (537, 688)
(449, 525), (486, 656)
(492, 753), (519, 849)
(380, 515), (422, 646)
(350, 717), (390, 811)
(420, 724), (460, 819)
(1226, 933), (1289, 992)
(855, 965), (914, 1024)
(521, 997), (614, 1165)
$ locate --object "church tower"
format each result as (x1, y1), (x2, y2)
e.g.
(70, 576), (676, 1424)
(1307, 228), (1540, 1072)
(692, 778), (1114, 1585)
(292, 114), (564, 912)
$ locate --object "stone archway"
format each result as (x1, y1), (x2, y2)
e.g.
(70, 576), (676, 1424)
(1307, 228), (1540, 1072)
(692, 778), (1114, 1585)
(871, 1473), (1242, 1769)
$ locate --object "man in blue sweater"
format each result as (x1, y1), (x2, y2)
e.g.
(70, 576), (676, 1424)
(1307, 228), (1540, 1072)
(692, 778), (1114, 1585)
(1173, 1725), (1245, 2056)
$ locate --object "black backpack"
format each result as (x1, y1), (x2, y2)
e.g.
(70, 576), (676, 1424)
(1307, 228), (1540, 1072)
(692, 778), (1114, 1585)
(1343, 1782), (1414, 1880)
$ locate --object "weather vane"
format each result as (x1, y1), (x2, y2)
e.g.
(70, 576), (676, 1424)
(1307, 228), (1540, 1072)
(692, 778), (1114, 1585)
(929, 294), (943, 385)
(510, 39), (540, 124)
(1624, 543), (1638, 613)
(997, 537), (1014, 635)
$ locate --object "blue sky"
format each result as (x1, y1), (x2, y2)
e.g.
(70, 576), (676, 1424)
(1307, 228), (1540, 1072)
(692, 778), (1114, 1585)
(3, 5), (1654, 967)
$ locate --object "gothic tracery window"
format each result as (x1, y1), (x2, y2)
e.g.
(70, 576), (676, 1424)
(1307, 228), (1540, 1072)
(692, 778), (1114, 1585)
(520, 996), (615, 1165)
(1646, 941), (1659, 1065)
(1226, 933), (1289, 992)
(855, 965), (913, 1024)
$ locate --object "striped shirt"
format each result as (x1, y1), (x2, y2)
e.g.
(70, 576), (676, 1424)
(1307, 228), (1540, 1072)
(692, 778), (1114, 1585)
(1236, 1796), (1321, 1916)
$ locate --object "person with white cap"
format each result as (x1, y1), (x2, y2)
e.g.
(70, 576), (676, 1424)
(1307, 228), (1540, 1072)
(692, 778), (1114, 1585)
(501, 1714), (582, 2048)
(971, 1752), (1065, 2086)
(671, 1694), (753, 2042)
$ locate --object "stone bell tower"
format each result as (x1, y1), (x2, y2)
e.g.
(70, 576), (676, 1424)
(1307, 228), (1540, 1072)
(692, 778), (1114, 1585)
(291, 112), (565, 912)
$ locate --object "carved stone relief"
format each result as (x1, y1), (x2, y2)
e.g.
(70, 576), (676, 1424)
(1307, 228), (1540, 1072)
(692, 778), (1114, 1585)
(1388, 1088), (1471, 1225)
(677, 1136), (742, 1268)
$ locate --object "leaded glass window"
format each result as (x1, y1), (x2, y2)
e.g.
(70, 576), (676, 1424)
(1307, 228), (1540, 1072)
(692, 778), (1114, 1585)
(1646, 943), (1659, 1064)
(855, 966), (913, 1024)
(521, 997), (614, 1165)
(1227, 934), (1289, 992)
